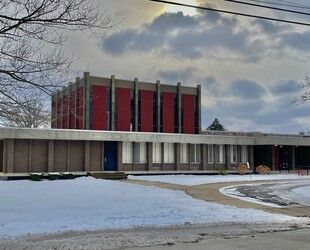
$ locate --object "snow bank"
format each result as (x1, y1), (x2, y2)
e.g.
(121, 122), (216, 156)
(0, 177), (307, 237)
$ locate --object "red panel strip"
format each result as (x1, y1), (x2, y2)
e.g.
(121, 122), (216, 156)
(183, 94), (195, 134)
(141, 90), (153, 132)
(162, 92), (174, 133)
(77, 87), (84, 129)
(52, 101), (57, 128)
(92, 85), (107, 130)
(117, 88), (131, 131)
(63, 96), (69, 129)
(69, 91), (76, 129)
(57, 99), (62, 128)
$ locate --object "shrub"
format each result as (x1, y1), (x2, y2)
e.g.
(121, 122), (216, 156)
(255, 165), (271, 174)
(29, 173), (43, 181)
(217, 167), (228, 175)
(62, 172), (75, 179)
(48, 172), (60, 180)
(237, 164), (249, 175)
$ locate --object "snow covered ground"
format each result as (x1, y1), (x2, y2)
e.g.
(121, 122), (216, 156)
(128, 173), (310, 186)
(1, 176), (309, 237)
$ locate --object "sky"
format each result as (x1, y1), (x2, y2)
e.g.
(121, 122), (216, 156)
(65, 0), (310, 134)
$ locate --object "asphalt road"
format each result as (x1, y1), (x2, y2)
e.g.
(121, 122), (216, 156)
(222, 181), (310, 207)
(125, 228), (310, 250)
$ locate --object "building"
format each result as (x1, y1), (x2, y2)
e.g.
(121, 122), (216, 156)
(1, 73), (310, 177)
(51, 72), (201, 134)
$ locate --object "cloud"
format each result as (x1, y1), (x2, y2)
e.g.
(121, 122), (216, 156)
(230, 79), (266, 99)
(253, 19), (287, 34)
(101, 11), (264, 62)
(269, 80), (299, 96)
(280, 31), (310, 51)
(158, 67), (197, 83)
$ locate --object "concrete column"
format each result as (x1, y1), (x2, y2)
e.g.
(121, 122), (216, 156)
(177, 82), (182, 133)
(102, 142), (105, 171)
(227, 145), (232, 168)
(249, 145), (254, 171)
(201, 144), (207, 170)
(134, 78), (139, 132)
(161, 142), (164, 171)
(147, 142), (152, 171)
(28, 140), (32, 172)
(67, 141), (70, 172)
(197, 84), (201, 134)
(117, 142), (122, 171)
(156, 80), (161, 132)
(85, 141), (90, 172)
(74, 77), (80, 129)
(47, 140), (54, 172)
(57, 90), (63, 128)
(213, 144), (218, 170)
(175, 143), (180, 171)
(51, 94), (56, 128)
(132, 142), (136, 171)
(84, 72), (90, 130)
(292, 146), (296, 170)
(188, 143), (191, 170)
(5, 139), (14, 173)
(225, 145), (229, 169)
(111, 75), (116, 131)
(272, 146), (276, 171)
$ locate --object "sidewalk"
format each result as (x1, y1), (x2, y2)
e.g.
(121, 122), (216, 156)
(122, 178), (310, 217)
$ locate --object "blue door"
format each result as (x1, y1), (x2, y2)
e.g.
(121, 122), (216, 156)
(104, 141), (117, 171)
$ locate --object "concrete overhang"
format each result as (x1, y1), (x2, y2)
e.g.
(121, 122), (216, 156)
(0, 127), (310, 146)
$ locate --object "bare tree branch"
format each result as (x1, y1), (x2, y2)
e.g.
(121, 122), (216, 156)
(0, 0), (118, 127)
(295, 72), (310, 104)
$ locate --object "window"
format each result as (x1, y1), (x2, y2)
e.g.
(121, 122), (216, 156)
(180, 143), (188, 163)
(240, 145), (248, 163)
(216, 145), (225, 164)
(164, 143), (174, 163)
(231, 145), (237, 163)
(122, 142), (133, 163)
(134, 142), (147, 163)
(190, 144), (201, 163)
(152, 142), (161, 163)
(207, 144), (214, 163)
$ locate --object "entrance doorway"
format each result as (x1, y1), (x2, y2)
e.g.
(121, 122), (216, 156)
(104, 141), (117, 171)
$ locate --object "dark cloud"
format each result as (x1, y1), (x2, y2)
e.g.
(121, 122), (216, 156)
(230, 79), (266, 99)
(280, 31), (310, 51)
(253, 19), (286, 34)
(269, 80), (299, 95)
(101, 11), (264, 62)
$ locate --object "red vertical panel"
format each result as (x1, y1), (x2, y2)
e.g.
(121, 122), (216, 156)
(57, 99), (62, 129)
(63, 96), (69, 129)
(52, 101), (57, 128)
(92, 85), (107, 130)
(183, 94), (195, 134)
(117, 88), (130, 131)
(274, 146), (279, 170)
(77, 87), (84, 129)
(162, 92), (174, 133)
(70, 91), (76, 129)
(141, 90), (153, 132)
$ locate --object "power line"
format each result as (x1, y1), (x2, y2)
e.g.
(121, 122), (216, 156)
(224, 0), (310, 16)
(148, 0), (310, 26)
(248, 0), (310, 10)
